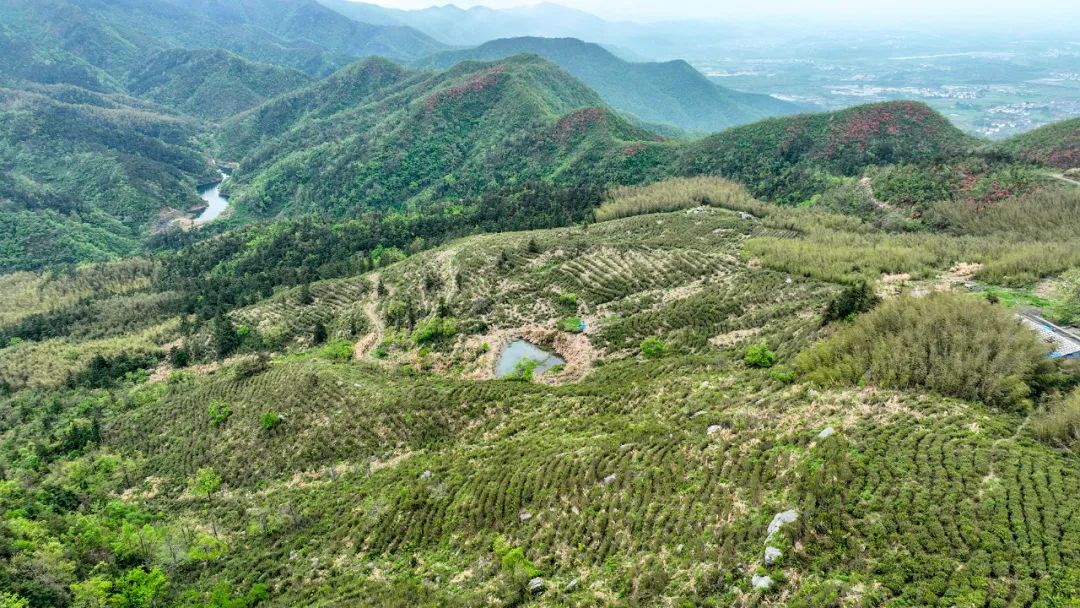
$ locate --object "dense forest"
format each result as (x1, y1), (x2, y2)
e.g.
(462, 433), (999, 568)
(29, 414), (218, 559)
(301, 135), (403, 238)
(1, 1), (1080, 606)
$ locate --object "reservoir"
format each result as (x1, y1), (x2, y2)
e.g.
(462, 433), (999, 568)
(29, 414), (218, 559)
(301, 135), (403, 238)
(195, 174), (229, 223)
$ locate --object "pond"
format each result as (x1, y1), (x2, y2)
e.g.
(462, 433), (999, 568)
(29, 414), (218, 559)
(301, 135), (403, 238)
(496, 340), (566, 379)
(195, 173), (229, 223)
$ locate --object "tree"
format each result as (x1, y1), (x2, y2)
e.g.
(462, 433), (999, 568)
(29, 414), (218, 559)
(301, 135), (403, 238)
(312, 322), (328, 345)
(297, 283), (313, 305)
(212, 313), (239, 360)
(110, 567), (168, 608)
(822, 281), (879, 324)
(190, 468), (223, 536)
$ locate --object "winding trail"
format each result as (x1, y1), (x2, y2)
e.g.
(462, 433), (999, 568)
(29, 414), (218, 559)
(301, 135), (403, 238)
(353, 272), (386, 360)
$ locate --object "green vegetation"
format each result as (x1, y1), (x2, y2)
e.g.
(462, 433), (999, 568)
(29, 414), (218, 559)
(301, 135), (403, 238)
(208, 400), (232, 426)
(744, 340), (776, 368)
(127, 49), (313, 122)
(260, 411), (283, 431)
(4, 191), (1080, 606)
(418, 36), (800, 133)
(680, 101), (974, 203)
(594, 177), (754, 222)
(639, 337), (666, 358)
(999, 116), (1080, 169)
(797, 293), (1052, 410)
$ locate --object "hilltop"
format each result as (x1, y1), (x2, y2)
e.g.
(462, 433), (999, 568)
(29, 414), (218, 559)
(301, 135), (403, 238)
(999, 116), (1080, 170)
(127, 49), (313, 122)
(417, 37), (802, 134)
(680, 101), (976, 203)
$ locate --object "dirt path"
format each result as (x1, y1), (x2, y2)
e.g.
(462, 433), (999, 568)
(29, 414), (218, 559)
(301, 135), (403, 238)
(858, 176), (896, 211)
(353, 272), (386, 360)
(1044, 171), (1079, 188)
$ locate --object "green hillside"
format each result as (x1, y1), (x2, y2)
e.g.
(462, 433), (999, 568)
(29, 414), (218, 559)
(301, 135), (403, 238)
(0, 0), (446, 90)
(218, 55), (673, 217)
(0, 84), (215, 272)
(679, 101), (977, 203)
(999, 116), (1080, 170)
(417, 37), (802, 134)
(127, 49), (313, 122)
(4, 181), (1080, 605)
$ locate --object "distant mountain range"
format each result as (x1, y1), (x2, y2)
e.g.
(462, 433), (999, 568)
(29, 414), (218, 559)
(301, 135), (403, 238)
(417, 37), (803, 134)
(317, 0), (616, 47)
(0, 0), (447, 91)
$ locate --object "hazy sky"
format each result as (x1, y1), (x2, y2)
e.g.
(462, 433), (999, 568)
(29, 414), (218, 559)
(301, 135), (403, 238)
(363, 0), (1080, 23)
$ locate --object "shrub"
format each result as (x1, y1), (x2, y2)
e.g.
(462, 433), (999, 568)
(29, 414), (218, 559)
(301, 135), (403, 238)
(261, 411), (282, 431)
(595, 177), (756, 222)
(560, 317), (584, 333)
(770, 367), (796, 384)
(321, 340), (354, 361)
(640, 337), (666, 359)
(822, 281), (880, 324)
(1033, 392), (1080, 451)
(412, 317), (458, 344)
(558, 292), (578, 308)
(507, 358), (539, 382)
(796, 292), (1053, 410)
(233, 354), (270, 379)
(208, 401), (232, 426)
(744, 341), (776, 368)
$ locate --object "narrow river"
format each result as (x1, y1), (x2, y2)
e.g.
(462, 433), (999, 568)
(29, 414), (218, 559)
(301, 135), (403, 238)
(195, 172), (229, 223)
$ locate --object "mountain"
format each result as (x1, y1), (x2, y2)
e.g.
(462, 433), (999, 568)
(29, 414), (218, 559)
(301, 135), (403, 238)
(0, 83), (215, 271)
(680, 100), (976, 203)
(0, 0), (447, 90)
(218, 55), (672, 217)
(999, 117), (1080, 170)
(127, 49), (313, 122)
(319, 0), (615, 47)
(417, 37), (802, 133)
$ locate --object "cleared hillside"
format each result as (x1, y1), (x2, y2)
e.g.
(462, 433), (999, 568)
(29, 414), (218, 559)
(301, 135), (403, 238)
(4, 185), (1080, 605)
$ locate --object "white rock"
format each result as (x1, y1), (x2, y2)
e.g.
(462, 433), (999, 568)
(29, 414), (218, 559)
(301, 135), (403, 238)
(751, 575), (773, 590)
(527, 577), (545, 593)
(707, 425), (723, 436)
(420, 470), (432, 480)
(764, 546), (782, 565)
(817, 426), (836, 439)
(767, 509), (799, 541)
(519, 511), (533, 522)
(602, 473), (617, 485)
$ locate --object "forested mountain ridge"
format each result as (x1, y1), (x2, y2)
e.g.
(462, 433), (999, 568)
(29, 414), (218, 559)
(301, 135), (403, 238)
(218, 54), (672, 217)
(417, 37), (802, 133)
(0, 0), (446, 90)
(679, 100), (977, 203)
(0, 84), (215, 271)
(127, 49), (313, 122)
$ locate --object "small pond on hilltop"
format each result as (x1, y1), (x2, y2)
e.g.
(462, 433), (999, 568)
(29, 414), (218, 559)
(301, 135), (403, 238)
(496, 340), (566, 379)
